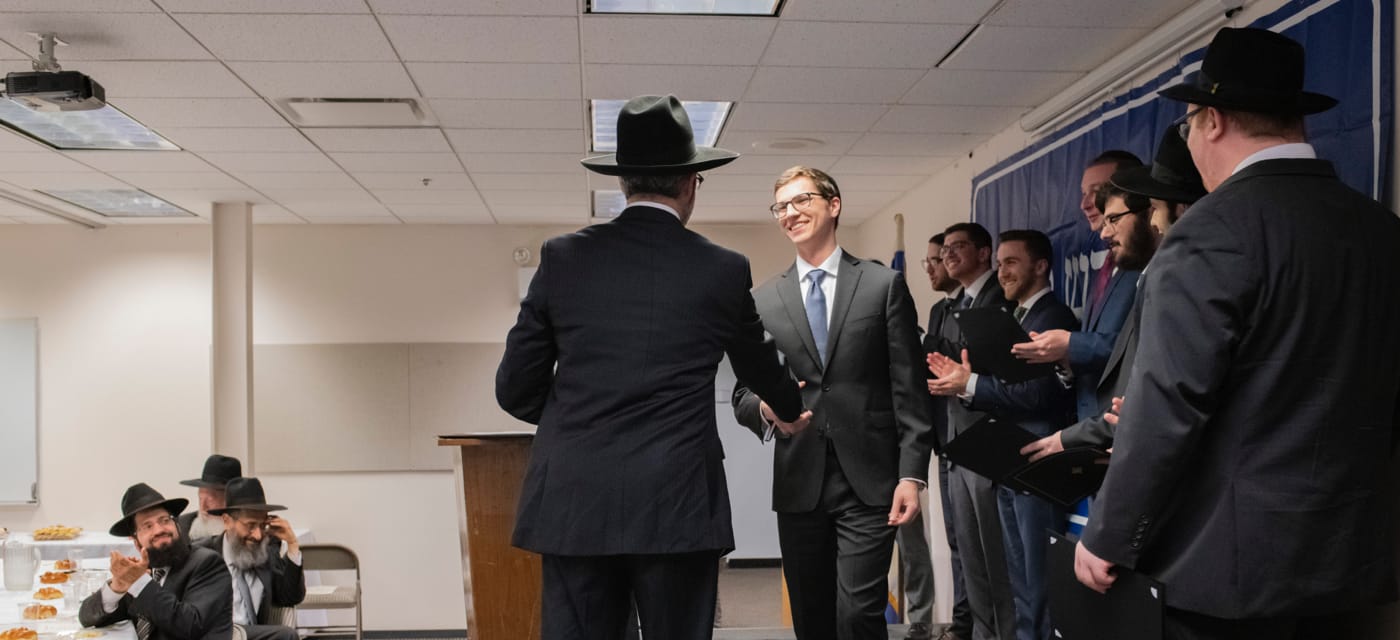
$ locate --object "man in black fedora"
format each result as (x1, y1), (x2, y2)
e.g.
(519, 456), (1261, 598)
(178, 454), (243, 541)
(196, 478), (305, 640)
(80, 483), (233, 640)
(497, 94), (805, 639)
(1073, 27), (1400, 638)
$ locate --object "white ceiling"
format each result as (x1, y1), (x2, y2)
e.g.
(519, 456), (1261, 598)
(0, 0), (1195, 226)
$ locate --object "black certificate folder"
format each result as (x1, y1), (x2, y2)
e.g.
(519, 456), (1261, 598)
(1047, 532), (1163, 640)
(952, 306), (1056, 383)
(1013, 447), (1110, 508)
(944, 416), (1110, 507)
(942, 415), (1040, 484)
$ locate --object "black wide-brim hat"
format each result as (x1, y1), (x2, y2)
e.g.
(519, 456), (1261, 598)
(207, 477), (286, 516)
(1110, 125), (1206, 205)
(180, 454), (242, 489)
(110, 483), (189, 537)
(1159, 27), (1336, 115)
(582, 95), (739, 176)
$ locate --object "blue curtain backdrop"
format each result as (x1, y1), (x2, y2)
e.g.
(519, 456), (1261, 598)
(971, 0), (1393, 315)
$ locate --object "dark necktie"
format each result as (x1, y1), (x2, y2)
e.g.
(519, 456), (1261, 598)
(805, 269), (828, 365)
(1090, 251), (1116, 312)
(1013, 306), (1028, 323)
(136, 568), (168, 640)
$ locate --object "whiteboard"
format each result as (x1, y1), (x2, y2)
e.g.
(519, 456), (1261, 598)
(0, 318), (38, 505)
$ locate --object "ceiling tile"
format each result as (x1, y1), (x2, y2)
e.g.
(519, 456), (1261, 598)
(328, 152), (462, 173)
(202, 152), (342, 173)
(160, 0), (370, 12)
(156, 128), (316, 153)
(872, 105), (1026, 133)
(581, 16), (775, 65)
(459, 152), (585, 173)
(0, 13), (212, 60)
(265, 188), (377, 204)
(173, 14), (398, 61)
(987, 0), (1196, 28)
(408, 63), (581, 99)
(228, 62), (419, 99)
(252, 204), (305, 224)
(761, 22), (965, 68)
(380, 16), (579, 63)
(902, 69), (1083, 106)
(288, 202), (393, 216)
(148, 189), (272, 214)
(0, 130), (54, 152)
(388, 204), (493, 221)
(444, 129), (582, 154)
(236, 172), (361, 190)
(0, 1), (159, 11)
(832, 174), (929, 192)
(828, 155), (954, 176)
(303, 128), (451, 153)
(0, 152), (94, 173)
(706, 154), (838, 176)
(67, 61), (255, 98)
(726, 103), (887, 133)
(0, 172), (128, 190)
(430, 100), (582, 130)
(471, 173), (586, 191)
(744, 67), (924, 103)
(109, 172), (245, 189)
(303, 217), (401, 224)
(584, 65), (754, 101)
(368, 0), (577, 15)
(351, 172), (474, 189)
(488, 205), (585, 223)
(111, 98), (289, 128)
(940, 26), (1146, 73)
(717, 130), (861, 156)
(779, 0), (999, 24)
(65, 151), (215, 172)
(847, 132), (982, 156)
(372, 189), (486, 205)
(481, 190), (584, 207)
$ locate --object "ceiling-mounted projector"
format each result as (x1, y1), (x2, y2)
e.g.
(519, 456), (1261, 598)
(3, 71), (106, 112)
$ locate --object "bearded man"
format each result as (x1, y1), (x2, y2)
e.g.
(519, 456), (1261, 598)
(197, 477), (306, 640)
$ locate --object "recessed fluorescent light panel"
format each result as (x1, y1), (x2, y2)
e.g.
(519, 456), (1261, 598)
(592, 190), (627, 219)
(591, 100), (732, 153)
(588, 0), (781, 15)
(42, 189), (194, 218)
(0, 100), (178, 151)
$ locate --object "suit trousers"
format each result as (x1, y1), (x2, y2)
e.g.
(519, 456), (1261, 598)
(238, 625), (297, 640)
(948, 464), (1016, 640)
(896, 502), (935, 628)
(937, 458), (973, 637)
(996, 487), (1066, 640)
(778, 444), (898, 640)
(540, 550), (720, 640)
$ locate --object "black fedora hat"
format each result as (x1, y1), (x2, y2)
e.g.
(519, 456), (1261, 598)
(207, 477), (286, 516)
(1160, 27), (1336, 115)
(1110, 125), (1206, 205)
(179, 454), (242, 489)
(581, 95), (739, 176)
(110, 483), (189, 537)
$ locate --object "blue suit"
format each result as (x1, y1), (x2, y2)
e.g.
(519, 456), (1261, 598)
(1067, 268), (1138, 421)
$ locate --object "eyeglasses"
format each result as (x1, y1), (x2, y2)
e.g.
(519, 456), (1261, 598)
(237, 518), (271, 532)
(939, 240), (973, 255)
(920, 257), (942, 271)
(695, 173), (704, 187)
(1174, 107), (1204, 141)
(770, 192), (828, 218)
(1103, 207), (1149, 227)
(137, 514), (176, 534)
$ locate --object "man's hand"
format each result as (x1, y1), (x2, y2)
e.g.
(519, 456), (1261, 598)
(926, 349), (972, 396)
(266, 515), (300, 555)
(1074, 541), (1117, 594)
(1020, 431), (1065, 462)
(1103, 395), (1124, 426)
(887, 480), (921, 526)
(1010, 329), (1071, 366)
(108, 548), (149, 593)
(758, 381), (812, 436)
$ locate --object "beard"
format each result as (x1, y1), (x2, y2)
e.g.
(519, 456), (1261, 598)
(229, 534), (271, 571)
(145, 531), (192, 569)
(1115, 218), (1157, 271)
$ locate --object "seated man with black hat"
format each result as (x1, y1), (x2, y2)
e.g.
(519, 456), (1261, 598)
(178, 454), (243, 542)
(196, 477), (306, 640)
(80, 483), (233, 640)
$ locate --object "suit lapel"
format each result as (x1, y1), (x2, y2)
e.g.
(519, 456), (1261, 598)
(1099, 294), (1140, 388)
(823, 252), (862, 368)
(776, 264), (823, 369)
(1086, 270), (1124, 329)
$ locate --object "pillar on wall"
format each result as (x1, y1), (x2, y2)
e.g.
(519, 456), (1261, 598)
(212, 202), (252, 463)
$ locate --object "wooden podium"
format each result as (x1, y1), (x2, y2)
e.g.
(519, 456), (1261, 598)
(439, 433), (541, 640)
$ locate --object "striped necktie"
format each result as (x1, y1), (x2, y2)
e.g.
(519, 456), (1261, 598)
(135, 568), (168, 640)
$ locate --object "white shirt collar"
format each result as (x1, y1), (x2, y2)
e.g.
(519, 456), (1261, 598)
(1017, 285), (1052, 312)
(1231, 142), (1316, 176)
(627, 200), (681, 221)
(963, 268), (995, 302)
(796, 246), (844, 280)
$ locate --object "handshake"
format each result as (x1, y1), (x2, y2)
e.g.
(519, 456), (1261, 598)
(758, 381), (814, 437)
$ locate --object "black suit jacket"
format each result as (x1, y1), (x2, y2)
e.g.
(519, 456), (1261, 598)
(195, 534), (307, 624)
(1083, 158), (1400, 618)
(922, 296), (957, 454)
(966, 292), (1079, 438)
(732, 251), (933, 512)
(498, 206), (803, 556)
(935, 273), (1011, 444)
(79, 546), (233, 640)
(1061, 280), (1143, 448)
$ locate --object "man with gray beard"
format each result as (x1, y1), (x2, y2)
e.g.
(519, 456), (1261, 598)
(197, 478), (305, 640)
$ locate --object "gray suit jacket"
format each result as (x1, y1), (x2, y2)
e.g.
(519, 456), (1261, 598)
(733, 251), (933, 512)
(79, 546), (233, 640)
(1083, 158), (1400, 618)
(1061, 281), (1142, 449)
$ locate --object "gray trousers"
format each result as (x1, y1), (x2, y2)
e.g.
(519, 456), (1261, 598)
(896, 505), (935, 626)
(948, 465), (1016, 640)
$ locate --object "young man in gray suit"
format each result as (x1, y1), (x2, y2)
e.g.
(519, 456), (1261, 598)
(1075, 28), (1400, 638)
(733, 166), (933, 640)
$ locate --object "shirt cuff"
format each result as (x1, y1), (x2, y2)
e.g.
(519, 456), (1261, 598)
(960, 373), (979, 399)
(1056, 367), (1074, 389)
(100, 583), (123, 613)
(900, 477), (927, 488)
(287, 549), (303, 566)
(128, 573), (152, 598)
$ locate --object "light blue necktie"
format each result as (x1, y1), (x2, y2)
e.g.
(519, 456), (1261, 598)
(236, 568), (258, 624)
(806, 269), (828, 365)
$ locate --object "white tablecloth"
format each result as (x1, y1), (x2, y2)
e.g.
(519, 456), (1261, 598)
(0, 558), (136, 640)
(6, 534), (136, 563)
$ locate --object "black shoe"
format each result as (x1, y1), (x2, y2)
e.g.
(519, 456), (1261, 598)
(905, 622), (933, 640)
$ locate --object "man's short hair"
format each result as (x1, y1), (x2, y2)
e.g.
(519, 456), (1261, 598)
(998, 229), (1054, 266)
(1223, 109), (1307, 140)
(1088, 150), (1143, 172)
(943, 222), (993, 250)
(619, 174), (689, 199)
(1095, 182), (1152, 214)
(929, 232), (946, 245)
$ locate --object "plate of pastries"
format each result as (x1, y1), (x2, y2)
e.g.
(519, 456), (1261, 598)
(21, 605), (57, 621)
(53, 559), (77, 572)
(31, 525), (81, 541)
(38, 572), (68, 585)
(1, 628), (38, 640)
(33, 588), (63, 601)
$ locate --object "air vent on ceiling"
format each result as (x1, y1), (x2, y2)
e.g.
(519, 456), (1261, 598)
(271, 98), (436, 128)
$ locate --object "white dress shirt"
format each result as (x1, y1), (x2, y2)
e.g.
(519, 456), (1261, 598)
(795, 246), (844, 328)
(1231, 142), (1316, 176)
(628, 200), (681, 221)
